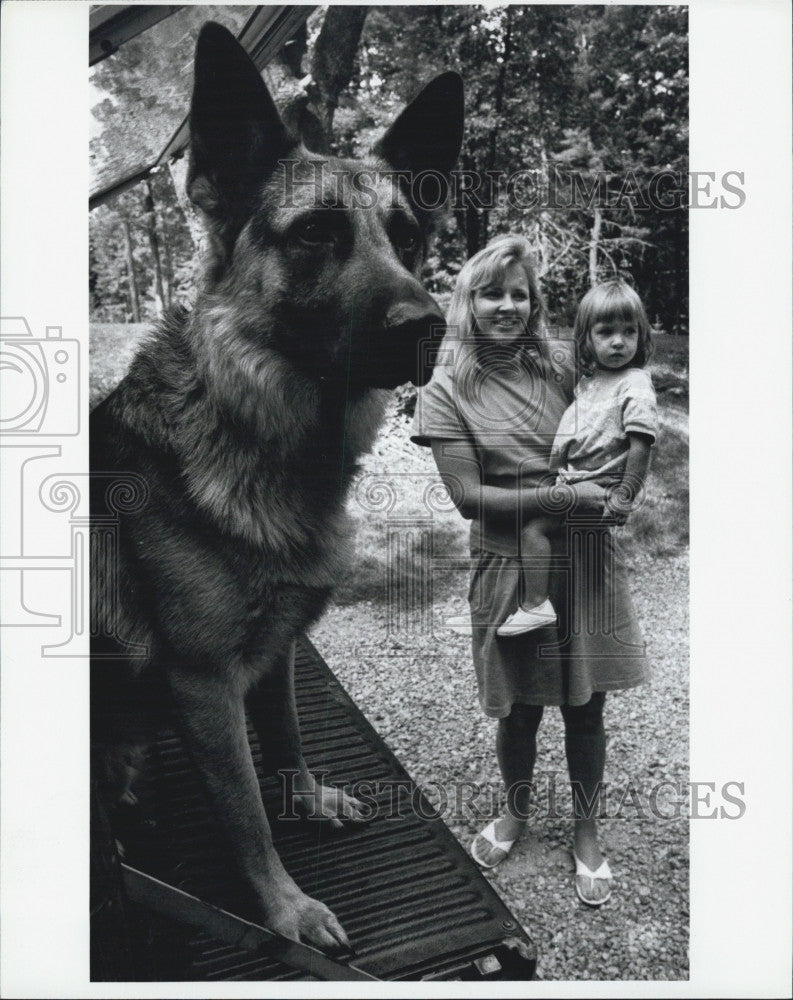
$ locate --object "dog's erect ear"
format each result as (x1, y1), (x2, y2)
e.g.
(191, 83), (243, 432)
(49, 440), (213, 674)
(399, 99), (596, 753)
(372, 71), (464, 182)
(187, 22), (294, 242)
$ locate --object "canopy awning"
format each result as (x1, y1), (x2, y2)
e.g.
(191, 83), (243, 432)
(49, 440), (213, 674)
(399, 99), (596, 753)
(89, 5), (315, 210)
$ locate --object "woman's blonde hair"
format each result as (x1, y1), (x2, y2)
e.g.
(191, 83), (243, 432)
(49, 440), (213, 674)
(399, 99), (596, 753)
(574, 280), (654, 372)
(446, 234), (546, 347)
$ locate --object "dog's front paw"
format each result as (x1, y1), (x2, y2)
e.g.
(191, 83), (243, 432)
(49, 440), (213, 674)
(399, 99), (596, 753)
(268, 889), (350, 951)
(294, 779), (373, 828)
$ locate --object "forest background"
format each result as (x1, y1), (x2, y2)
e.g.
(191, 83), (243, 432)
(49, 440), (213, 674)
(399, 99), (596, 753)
(89, 4), (688, 335)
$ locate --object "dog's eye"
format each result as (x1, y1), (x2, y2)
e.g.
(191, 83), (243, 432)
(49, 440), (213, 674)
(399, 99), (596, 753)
(295, 218), (331, 246)
(291, 212), (348, 248)
(389, 214), (421, 256)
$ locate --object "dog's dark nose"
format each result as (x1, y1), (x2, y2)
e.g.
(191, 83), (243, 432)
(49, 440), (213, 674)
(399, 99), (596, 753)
(384, 294), (445, 387)
(384, 296), (444, 333)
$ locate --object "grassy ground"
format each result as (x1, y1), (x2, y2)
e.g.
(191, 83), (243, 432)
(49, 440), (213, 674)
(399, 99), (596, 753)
(90, 323), (151, 409)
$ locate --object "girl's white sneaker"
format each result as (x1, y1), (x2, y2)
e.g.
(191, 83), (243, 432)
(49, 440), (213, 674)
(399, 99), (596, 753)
(496, 598), (557, 636)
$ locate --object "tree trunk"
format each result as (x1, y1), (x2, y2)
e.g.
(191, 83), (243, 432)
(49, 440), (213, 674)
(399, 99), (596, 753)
(535, 144), (551, 277)
(479, 7), (513, 257)
(487, 8), (512, 169)
(310, 7), (368, 142)
(167, 156), (206, 251)
(144, 180), (166, 317)
(453, 152), (483, 257)
(121, 218), (141, 323)
(160, 211), (175, 311)
(589, 206), (602, 287)
(454, 201), (482, 259)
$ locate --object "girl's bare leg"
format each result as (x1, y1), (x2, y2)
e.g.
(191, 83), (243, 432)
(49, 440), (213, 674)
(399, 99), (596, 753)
(518, 518), (556, 609)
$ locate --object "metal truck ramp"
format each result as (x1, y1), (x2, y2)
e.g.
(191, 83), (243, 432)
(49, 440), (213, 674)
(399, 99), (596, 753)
(92, 636), (537, 981)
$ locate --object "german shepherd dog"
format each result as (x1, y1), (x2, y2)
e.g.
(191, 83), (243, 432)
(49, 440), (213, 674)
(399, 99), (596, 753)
(91, 23), (463, 951)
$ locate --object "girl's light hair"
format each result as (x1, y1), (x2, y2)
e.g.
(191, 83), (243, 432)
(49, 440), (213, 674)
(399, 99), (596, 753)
(446, 234), (546, 348)
(573, 279), (653, 372)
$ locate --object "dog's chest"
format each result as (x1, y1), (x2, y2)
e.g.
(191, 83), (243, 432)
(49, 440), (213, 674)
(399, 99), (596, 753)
(183, 391), (386, 570)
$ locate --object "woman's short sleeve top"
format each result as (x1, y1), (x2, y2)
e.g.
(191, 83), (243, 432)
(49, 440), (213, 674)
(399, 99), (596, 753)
(411, 336), (576, 555)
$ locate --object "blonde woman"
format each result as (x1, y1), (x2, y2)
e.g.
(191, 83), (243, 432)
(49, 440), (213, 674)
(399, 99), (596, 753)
(411, 236), (650, 905)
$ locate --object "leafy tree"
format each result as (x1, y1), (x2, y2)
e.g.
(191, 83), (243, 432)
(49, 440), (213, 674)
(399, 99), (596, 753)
(552, 5), (688, 328)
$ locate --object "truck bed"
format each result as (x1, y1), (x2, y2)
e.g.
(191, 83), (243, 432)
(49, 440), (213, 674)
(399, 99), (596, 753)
(92, 636), (537, 981)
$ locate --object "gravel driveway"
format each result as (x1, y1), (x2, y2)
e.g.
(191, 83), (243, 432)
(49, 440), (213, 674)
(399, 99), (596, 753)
(311, 406), (689, 982)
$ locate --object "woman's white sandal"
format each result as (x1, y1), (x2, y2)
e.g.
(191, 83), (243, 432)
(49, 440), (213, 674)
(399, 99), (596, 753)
(470, 819), (517, 868)
(573, 851), (612, 906)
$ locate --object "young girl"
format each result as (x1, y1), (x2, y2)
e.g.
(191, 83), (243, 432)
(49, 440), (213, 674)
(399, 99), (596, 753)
(413, 237), (651, 906)
(494, 280), (658, 636)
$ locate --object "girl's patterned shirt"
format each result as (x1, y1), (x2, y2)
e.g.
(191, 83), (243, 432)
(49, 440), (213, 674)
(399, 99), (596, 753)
(549, 367), (658, 484)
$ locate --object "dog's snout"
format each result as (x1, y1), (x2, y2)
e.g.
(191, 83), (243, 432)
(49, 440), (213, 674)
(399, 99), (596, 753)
(385, 293), (444, 333)
(379, 287), (445, 388)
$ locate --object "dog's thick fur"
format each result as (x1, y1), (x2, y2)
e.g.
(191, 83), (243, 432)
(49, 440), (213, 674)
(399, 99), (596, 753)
(91, 23), (463, 949)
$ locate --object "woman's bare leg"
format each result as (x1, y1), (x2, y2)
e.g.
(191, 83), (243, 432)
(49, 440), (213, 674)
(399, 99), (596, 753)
(473, 704), (543, 865)
(561, 693), (608, 894)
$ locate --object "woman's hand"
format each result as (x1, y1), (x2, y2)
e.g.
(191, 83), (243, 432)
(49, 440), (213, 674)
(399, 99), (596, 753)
(566, 480), (608, 516)
(431, 438), (565, 522)
(430, 439), (613, 524)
